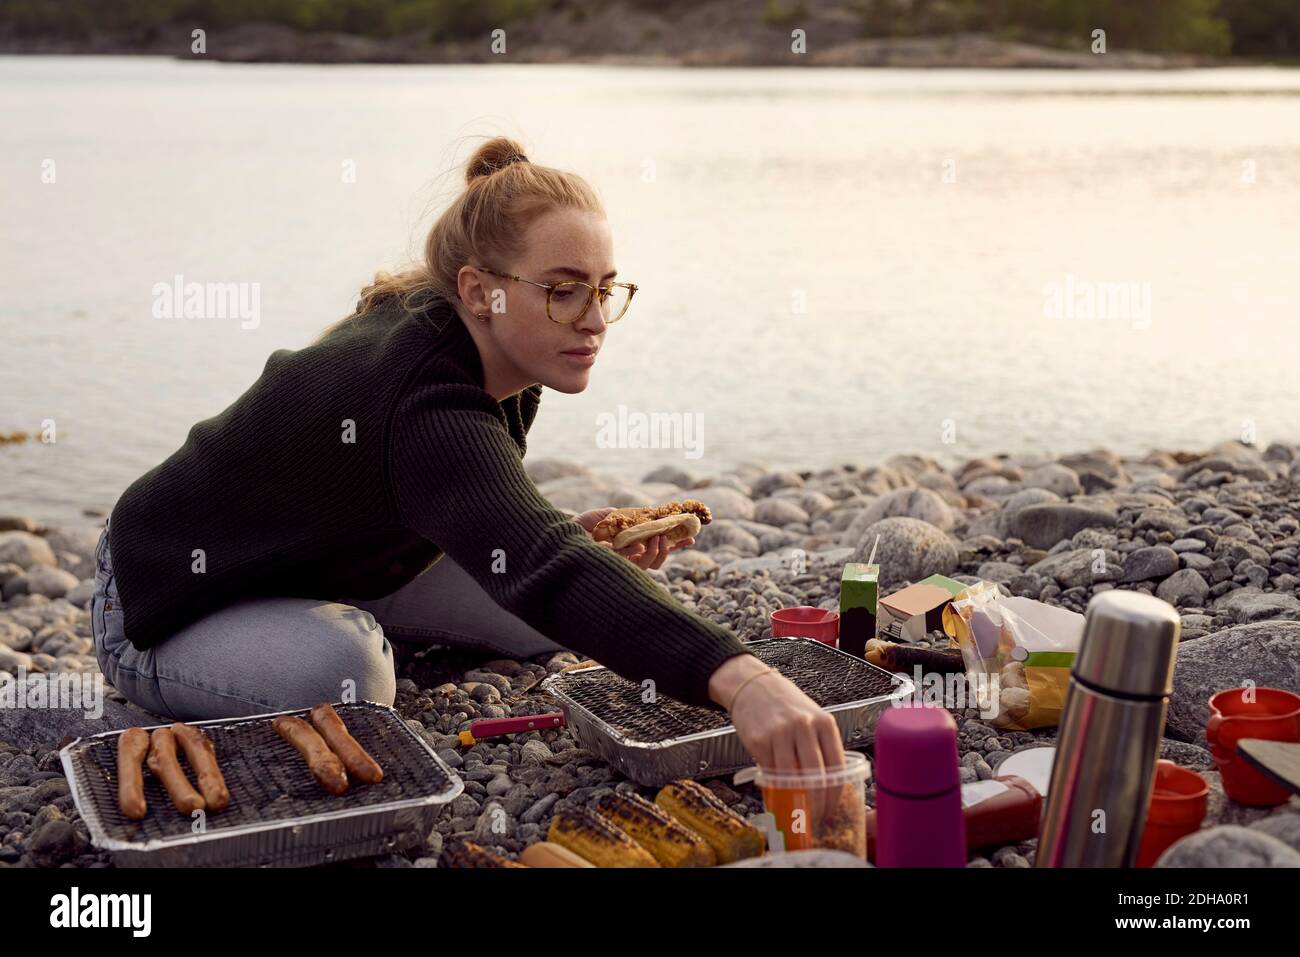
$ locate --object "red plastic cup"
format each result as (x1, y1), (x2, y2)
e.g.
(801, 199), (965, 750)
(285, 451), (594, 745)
(771, 606), (839, 647)
(1136, 759), (1208, 867)
(1206, 687), (1300, 807)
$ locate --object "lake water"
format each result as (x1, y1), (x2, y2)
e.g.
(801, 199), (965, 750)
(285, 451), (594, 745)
(3, 57), (1299, 523)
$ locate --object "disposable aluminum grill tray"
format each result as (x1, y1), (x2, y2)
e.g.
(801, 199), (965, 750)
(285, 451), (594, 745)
(60, 701), (463, 867)
(541, 637), (913, 786)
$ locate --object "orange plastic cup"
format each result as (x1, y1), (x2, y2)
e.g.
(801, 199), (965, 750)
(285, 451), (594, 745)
(1136, 760), (1208, 867)
(1206, 687), (1300, 807)
(771, 606), (839, 647)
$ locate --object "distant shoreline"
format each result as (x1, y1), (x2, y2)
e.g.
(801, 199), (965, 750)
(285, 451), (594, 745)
(0, 25), (1269, 69)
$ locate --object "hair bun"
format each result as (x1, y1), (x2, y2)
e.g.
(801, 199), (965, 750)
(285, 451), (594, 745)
(466, 137), (530, 184)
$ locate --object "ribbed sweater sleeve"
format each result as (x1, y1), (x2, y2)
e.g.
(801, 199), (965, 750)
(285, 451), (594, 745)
(388, 365), (753, 707)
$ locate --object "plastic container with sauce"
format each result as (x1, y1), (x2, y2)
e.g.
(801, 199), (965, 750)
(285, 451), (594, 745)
(752, 752), (871, 859)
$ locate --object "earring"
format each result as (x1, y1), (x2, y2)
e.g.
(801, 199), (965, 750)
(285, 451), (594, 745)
(475, 312), (490, 322)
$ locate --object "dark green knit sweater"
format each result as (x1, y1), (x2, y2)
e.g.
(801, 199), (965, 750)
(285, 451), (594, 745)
(107, 296), (750, 705)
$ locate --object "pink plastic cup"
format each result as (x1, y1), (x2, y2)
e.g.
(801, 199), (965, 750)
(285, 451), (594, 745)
(771, 606), (840, 647)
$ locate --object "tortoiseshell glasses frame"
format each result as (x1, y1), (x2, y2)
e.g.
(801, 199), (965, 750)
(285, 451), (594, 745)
(470, 264), (638, 324)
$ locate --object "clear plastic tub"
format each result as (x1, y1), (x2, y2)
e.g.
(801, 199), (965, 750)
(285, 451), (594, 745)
(753, 752), (871, 859)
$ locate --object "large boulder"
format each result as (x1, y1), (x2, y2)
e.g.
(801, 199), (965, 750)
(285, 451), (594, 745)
(1008, 503), (1117, 549)
(1166, 621), (1300, 744)
(851, 517), (958, 588)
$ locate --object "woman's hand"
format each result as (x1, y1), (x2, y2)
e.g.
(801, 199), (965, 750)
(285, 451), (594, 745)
(707, 654), (845, 772)
(573, 507), (696, 572)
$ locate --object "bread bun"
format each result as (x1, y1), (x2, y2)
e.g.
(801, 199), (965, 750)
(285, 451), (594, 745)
(611, 512), (701, 549)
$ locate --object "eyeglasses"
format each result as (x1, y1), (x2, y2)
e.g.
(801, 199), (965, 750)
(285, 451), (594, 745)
(470, 264), (638, 324)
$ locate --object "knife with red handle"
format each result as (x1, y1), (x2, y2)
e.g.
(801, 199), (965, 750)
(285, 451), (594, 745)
(458, 711), (566, 745)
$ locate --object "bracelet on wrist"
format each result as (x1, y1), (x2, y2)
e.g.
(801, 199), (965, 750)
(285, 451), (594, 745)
(727, 666), (778, 712)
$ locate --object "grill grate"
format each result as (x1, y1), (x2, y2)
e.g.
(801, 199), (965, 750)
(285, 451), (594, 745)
(65, 703), (454, 844)
(549, 639), (901, 744)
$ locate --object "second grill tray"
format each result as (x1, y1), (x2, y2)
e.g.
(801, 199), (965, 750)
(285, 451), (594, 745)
(541, 637), (913, 786)
(60, 701), (463, 867)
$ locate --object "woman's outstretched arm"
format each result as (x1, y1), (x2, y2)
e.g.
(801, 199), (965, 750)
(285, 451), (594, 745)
(388, 369), (752, 707)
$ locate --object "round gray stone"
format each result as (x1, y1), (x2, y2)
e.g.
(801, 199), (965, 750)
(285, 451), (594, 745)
(1155, 826), (1300, 867)
(851, 517), (958, 588)
(0, 532), (56, 571)
(1009, 504), (1117, 550)
(1121, 546), (1180, 583)
(860, 487), (955, 532)
(1155, 568), (1210, 607)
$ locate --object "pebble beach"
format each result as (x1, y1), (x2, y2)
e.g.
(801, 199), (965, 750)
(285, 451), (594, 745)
(3, 439), (1300, 869)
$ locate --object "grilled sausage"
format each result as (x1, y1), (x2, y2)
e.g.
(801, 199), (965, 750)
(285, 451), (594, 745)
(171, 723), (230, 812)
(116, 727), (150, 820)
(273, 715), (349, 795)
(309, 703), (383, 784)
(146, 727), (206, 815)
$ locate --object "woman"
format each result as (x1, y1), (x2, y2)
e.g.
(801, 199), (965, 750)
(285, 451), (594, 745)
(92, 137), (844, 772)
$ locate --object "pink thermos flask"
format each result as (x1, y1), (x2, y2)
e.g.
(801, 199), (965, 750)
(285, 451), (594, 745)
(874, 705), (967, 867)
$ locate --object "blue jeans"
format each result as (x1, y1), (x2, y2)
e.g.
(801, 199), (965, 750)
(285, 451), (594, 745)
(91, 519), (564, 720)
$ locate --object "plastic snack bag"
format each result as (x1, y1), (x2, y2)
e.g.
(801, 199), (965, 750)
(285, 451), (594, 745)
(942, 581), (1084, 730)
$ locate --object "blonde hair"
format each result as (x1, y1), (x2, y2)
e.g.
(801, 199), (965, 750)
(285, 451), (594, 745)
(315, 136), (605, 343)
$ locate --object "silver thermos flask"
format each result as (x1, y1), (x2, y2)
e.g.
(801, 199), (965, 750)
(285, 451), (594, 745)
(1036, 589), (1181, 867)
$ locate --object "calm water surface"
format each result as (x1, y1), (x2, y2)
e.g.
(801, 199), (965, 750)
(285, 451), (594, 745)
(2, 58), (1298, 522)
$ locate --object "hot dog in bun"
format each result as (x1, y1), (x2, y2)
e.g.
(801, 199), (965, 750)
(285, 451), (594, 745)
(590, 499), (712, 550)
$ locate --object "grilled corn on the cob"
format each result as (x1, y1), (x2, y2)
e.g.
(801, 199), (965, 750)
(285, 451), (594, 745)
(595, 792), (717, 867)
(441, 841), (527, 868)
(655, 780), (765, 864)
(547, 808), (660, 867)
